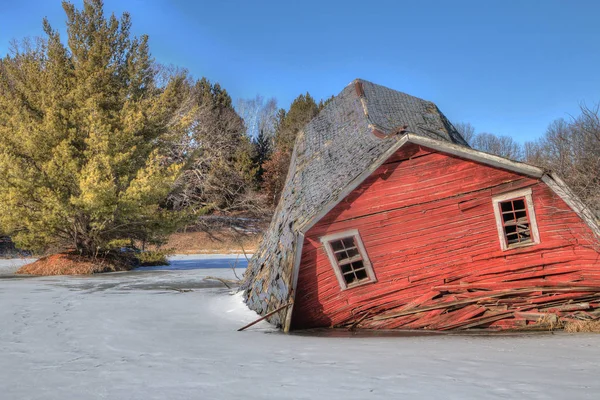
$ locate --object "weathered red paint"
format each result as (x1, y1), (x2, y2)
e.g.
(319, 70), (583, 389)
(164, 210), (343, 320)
(290, 143), (600, 330)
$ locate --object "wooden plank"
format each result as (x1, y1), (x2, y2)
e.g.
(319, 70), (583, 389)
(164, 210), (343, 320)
(429, 305), (486, 329)
(540, 303), (590, 312)
(441, 312), (515, 331)
(527, 292), (600, 304)
(372, 290), (529, 321)
(393, 290), (440, 313)
(402, 309), (446, 329)
(514, 312), (553, 322)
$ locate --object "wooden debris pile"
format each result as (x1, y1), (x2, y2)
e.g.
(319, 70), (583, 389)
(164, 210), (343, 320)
(346, 281), (600, 331)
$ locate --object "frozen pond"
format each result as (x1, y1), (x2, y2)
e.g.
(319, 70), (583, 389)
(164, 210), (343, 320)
(0, 257), (38, 275)
(1, 255), (599, 399)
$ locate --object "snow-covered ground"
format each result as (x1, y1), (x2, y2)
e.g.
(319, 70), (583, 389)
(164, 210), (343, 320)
(0, 257), (37, 275)
(1, 255), (599, 400)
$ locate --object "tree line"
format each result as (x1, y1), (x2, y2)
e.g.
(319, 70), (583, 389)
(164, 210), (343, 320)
(454, 110), (600, 217)
(0, 0), (597, 259)
(0, 0), (325, 257)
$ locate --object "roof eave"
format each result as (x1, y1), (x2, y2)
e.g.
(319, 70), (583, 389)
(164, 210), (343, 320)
(405, 134), (546, 178)
(541, 173), (600, 239)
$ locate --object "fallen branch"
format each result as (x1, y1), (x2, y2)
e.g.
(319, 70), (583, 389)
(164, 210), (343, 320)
(348, 311), (371, 331)
(167, 288), (193, 293)
(238, 302), (293, 332)
(228, 254), (242, 281)
(203, 276), (241, 289)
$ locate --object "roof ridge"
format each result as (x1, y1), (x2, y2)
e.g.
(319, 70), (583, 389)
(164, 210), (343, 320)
(351, 79), (459, 141)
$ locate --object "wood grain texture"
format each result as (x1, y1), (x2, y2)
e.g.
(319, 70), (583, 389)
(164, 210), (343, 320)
(290, 144), (600, 330)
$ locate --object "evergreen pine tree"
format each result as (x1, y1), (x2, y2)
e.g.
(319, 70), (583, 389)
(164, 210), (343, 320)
(251, 128), (272, 185)
(0, 0), (187, 256)
(274, 93), (320, 152)
(262, 92), (320, 205)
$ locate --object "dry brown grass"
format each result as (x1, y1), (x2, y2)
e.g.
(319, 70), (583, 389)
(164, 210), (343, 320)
(535, 314), (563, 331)
(563, 320), (600, 333)
(155, 229), (261, 254)
(14, 225), (264, 276)
(17, 253), (131, 276)
(534, 314), (600, 333)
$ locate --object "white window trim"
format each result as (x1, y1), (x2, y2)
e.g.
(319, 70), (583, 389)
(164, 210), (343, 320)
(320, 229), (377, 291)
(492, 188), (540, 251)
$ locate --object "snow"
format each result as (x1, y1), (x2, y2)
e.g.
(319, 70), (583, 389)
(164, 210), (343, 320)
(1, 255), (599, 399)
(0, 257), (37, 275)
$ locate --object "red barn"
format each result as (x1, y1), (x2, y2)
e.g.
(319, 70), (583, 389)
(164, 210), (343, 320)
(243, 79), (600, 332)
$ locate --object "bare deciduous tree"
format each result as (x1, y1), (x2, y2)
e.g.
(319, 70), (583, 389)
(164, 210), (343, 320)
(454, 109), (599, 218)
(525, 105), (600, 217)
(236, 95), (278, 139)
(453, 121), (476, 145)
(453, 122), (523, 159)
(471, 132), (524, 160)
(165, 78), (266, 216)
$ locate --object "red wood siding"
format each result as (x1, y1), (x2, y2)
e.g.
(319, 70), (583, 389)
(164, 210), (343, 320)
(291, 144), (600, 330)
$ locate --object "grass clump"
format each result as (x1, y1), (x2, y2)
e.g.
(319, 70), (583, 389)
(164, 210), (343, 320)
(16, 245), (174, 275)
(135, 249), (173, 266)
(17, 253), (131, 276)
(564, 320), (600, 333)
(535, 314), (600, 333)
(535, 314), (563, 331)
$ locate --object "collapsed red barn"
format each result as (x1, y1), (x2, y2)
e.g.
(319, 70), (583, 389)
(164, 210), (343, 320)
(242, 79), (600, 331)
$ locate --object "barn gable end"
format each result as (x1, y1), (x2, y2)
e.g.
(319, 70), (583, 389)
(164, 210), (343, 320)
(292, 143), (600, 330)
(242, 79), (600, 332)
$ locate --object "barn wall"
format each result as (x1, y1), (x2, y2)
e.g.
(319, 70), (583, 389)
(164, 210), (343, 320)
(291, 144), (600, 330)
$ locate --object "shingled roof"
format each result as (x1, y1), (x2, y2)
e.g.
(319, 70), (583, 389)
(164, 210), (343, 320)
(242, 79), (472, 327)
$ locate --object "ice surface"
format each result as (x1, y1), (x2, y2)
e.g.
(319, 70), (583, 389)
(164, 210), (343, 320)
(1, 254), (599, 399)
(0, 258), (37, 275)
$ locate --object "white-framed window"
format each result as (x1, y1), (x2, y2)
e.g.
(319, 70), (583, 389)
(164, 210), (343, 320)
(320, 229), (376, 290)
(492, 188), (540, 251)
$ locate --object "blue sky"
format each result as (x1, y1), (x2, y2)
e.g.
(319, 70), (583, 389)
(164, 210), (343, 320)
(1, 0), (599, 142)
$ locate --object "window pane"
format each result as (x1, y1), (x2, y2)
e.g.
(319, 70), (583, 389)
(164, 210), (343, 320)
(518, 231), (531, 240)
(513, 199), (526, 211)
(500, 201), (514, 213)
(335, 251), (348, 262)
(330, 240), (344, 252)
(515, 210), (527, 221)
(346, 247), (359, 258)
(355, 268), (368, 280)
(340, 263), (353, 274)
(351, 260), (364, 271)
(342, 237), (355, 248)
(506, 234), (519, 244)
(343, 273), (356, 285)
(502, 212), (515, 223)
